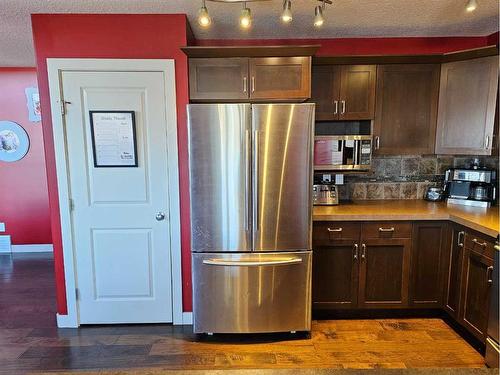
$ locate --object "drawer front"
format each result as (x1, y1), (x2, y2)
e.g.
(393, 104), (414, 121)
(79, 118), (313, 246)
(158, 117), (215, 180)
(464, 232), (495, 259)
(313, 222), (361, 244)
(362, 222), (412, 239)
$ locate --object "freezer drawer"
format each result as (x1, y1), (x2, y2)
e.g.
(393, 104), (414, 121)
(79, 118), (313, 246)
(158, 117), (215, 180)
(192, 251), (312, 334)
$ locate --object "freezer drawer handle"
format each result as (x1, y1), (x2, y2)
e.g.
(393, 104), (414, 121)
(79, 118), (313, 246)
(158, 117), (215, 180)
(202, 258), (303, 267)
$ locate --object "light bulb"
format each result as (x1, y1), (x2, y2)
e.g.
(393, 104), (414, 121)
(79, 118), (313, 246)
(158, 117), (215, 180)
(197, 1), (211, 27)
(314, 5), (324, 27)
(281, 0), (293, 23)
(240, 7), (252, 29)
(466, 0), (478, 12)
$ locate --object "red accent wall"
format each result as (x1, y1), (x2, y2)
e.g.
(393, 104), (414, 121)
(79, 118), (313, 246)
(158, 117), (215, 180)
(196, 36), (495, 55)
(0, 68), (51, 245)
(31, 13), (498, 315)
(31, 14), (192, 315)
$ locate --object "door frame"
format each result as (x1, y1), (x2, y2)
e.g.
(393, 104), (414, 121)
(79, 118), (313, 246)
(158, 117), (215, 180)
(47, 59), (183, 327)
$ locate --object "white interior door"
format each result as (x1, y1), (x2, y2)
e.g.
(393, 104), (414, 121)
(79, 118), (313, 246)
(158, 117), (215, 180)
(61, 70), (173, 324)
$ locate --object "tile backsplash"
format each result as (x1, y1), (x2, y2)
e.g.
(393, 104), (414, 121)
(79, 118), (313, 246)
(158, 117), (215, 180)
(332, 155), (499, 201)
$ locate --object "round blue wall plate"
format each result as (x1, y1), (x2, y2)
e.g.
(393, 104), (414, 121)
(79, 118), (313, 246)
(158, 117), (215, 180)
(0, 121), (30, 162)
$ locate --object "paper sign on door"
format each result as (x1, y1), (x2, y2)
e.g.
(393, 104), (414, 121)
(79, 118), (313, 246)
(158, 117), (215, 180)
(89, 111), (138, 167)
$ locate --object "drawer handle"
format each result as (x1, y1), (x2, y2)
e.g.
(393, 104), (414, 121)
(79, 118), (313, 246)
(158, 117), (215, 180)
(378, 227), (395, 232)
(487, 266), (494, 285)
(472, 238), (487, 248)
(361, 244), (366, 259)
(203, 258), (302, 267)
(327, 227), (343, 233)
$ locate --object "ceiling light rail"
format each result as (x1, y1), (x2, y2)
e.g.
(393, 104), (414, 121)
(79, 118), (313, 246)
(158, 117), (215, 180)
(197, 0), (334, 29)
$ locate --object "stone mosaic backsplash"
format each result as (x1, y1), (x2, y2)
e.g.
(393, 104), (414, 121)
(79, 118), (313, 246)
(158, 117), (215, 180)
(333, 154), (499, 201)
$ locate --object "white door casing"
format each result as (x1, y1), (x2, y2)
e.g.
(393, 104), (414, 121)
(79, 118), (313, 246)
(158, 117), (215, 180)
(47, 59), (183, 327)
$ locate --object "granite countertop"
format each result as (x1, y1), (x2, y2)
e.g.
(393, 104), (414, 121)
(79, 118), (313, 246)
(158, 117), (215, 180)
(313, 200), (499, 238)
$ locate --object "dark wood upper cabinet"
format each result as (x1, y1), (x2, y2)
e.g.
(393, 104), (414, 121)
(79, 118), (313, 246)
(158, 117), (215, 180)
(310, 65), (376, 120)
(373, 64), (440, 155)
(410, 222), (448, 308)
(189, 56), (311, 102)
(249, 57), (311, 100)
(189, 58), (249, 101)
(435, 56), (499, 155)
(339, 65), (376, 120)
(357, 238), (411, 308)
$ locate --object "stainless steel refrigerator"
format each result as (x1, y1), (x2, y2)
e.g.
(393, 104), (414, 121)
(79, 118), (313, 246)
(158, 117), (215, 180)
(187, 103), (314, 334)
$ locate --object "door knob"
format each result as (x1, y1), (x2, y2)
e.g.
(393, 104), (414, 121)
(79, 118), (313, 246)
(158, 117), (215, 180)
(155, 212), (166, 221)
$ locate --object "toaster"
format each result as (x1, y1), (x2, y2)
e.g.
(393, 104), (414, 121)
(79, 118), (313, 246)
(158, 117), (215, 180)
(313, 184), (339, 205)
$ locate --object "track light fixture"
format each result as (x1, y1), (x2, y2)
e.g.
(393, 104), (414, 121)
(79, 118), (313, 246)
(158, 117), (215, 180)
(240, 2), (252, 29)
(281, 0), (293, 23)
(314, 1), (325, 27)
(197, 0), (212, 27)
(466, 0), (478, 12)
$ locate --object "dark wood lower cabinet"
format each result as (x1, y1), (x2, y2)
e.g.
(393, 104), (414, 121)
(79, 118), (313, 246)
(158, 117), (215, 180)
(358, 238), (411, 308)
(459, 248), (493, 342)
(410, 222), (448, 308)
(312, 220), (495, 346)
(444, 225), (466, 318)
(312, 241), (358, 309)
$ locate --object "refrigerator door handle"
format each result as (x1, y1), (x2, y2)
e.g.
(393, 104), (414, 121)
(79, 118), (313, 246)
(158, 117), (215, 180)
(245, 129), (251, 231)
(253, 129), (260, 231)
(202, 258), (303, 267)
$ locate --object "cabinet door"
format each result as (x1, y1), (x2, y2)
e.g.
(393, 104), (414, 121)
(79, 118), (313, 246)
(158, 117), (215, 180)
(444, 227), (466, 318)
(310, 65), (340, 120)
(410, 222), (447, 308)
(460, 248), (493, 342)
(435, 56), (498, 155)
(189, 58), (249, 101)
(358, 238), (411, 308)
(313, 241), (359, 309)
(338, 65), (376, 120)
(373, 64), (440, 155)
(249, 57), (311, 100)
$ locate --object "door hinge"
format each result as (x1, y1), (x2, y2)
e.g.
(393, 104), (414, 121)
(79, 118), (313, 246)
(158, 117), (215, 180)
(75, 288), (80, 300)
(69, 199), (75, 211)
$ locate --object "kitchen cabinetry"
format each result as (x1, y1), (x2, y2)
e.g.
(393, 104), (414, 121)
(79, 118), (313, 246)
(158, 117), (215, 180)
(310, 65), (376, 120)
(312, 221), (411, 309)
(435, 56), (499, 155)
(458, 233), (495, 341)
(373, 64), (440, 155)
(410, 222), (448, 308)
(189, 57), (311, 101)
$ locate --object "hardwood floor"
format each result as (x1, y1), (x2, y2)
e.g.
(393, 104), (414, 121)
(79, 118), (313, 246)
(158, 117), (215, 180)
(0, 253), (487, 373)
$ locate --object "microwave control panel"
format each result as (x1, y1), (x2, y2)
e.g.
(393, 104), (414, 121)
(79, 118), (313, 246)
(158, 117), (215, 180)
(359, 140), (371, 165)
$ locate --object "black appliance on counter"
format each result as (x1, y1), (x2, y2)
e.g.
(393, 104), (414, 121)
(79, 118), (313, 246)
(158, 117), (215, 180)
(444, 167), (497, 208)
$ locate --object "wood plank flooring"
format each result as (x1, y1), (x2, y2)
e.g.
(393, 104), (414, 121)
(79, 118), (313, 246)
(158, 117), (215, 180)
(0, 253), (486, 373)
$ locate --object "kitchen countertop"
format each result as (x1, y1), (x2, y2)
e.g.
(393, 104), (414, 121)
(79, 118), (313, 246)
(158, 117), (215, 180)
(313, 200), (499, 238)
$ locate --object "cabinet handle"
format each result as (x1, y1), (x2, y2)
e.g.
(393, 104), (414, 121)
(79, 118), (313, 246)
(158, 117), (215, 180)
(341, 100), (346, 114)
(333, 100), (338, 115)
(485, 135), (490, 149)
(487, 266), (494, 285)
(472, 238), (487, 248)
(251, 76), (255, 93)
(361, 244), (366, 259)
(327, 227), (343, 232)
(378, 227), (395, 232)
(243, 77), (248, 93)
(374, 136), (380, 150)
(353, 244), (359, 260)
(457, 231), (465, 247)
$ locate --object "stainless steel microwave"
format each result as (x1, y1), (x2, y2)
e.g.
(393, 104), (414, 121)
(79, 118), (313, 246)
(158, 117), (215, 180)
(314, 135), (372, 171)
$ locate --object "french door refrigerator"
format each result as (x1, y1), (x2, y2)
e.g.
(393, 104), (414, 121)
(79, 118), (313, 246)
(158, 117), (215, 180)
(187, 103), (315, 334)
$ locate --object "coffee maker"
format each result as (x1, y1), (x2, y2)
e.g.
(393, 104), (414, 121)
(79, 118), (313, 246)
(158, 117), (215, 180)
(444, 163), (497, 208)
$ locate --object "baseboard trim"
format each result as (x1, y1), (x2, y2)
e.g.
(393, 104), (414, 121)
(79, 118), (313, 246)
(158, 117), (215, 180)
(11, 244), (53, 253)
(182, 312), (193, 325)
(56, 313), (78, 328)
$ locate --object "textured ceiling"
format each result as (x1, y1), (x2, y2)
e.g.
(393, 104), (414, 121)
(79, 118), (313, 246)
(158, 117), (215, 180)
(0, 0), (499, 66)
